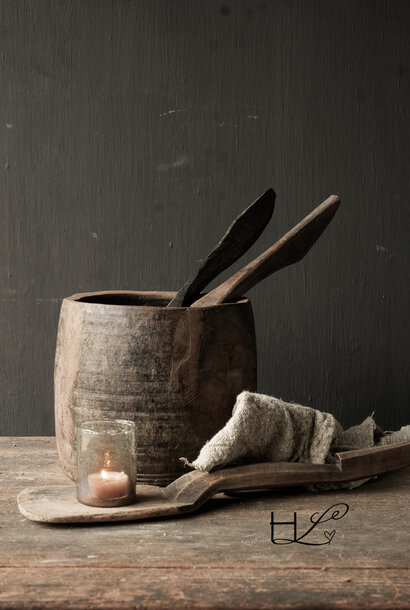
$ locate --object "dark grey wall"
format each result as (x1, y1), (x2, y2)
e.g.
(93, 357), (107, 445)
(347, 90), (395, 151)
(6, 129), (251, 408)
(1, 0), (409, 435)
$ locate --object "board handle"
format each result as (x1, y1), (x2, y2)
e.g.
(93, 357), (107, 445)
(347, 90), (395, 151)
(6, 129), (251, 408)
(335, 440), (410, 479)
(209, 441), (410, 494)
(166, 442), (410, 504)
(209, 461), (341, 493)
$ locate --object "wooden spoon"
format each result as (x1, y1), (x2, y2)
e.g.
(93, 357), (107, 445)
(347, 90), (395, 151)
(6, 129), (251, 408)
(191, 194), (340, 308)
(17, 441), (410, 524)
(167, 188), (276, 307)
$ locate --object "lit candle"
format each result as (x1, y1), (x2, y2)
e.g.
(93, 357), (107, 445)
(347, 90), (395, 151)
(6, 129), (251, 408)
(88, 470), (131, 501)
(76, 420), (136, 507)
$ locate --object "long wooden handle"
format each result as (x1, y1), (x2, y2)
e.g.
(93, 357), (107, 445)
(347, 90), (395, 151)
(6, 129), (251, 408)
(191, 194), (341, 308)
(166, 441), (410, 505)
(208, 440), (410, 493)
(210, 462), (341, 493)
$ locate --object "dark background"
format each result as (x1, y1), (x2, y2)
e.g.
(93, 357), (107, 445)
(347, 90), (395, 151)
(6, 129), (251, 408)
(1, 0), (409, 435)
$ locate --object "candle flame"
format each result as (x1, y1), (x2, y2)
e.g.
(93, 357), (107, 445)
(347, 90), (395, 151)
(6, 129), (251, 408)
(104, 451), (112, 469)
(101, 469), (109, 479)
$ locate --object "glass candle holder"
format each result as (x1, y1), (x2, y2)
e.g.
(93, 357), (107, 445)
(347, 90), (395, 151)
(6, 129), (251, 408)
(76, 420), (136, 507)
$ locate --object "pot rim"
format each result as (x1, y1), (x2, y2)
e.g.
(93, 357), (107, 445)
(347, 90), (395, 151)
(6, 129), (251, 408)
(64, 290), (251, 310)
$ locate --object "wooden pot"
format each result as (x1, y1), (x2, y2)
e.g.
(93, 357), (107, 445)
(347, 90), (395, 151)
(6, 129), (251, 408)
(54, 290), (257, 485)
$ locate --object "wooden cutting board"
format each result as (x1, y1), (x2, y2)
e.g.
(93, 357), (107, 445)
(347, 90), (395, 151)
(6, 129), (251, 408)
(17, 442), (410, 524)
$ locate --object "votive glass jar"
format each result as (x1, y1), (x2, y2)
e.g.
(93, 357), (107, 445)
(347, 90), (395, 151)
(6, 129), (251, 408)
(76, 419), (136, 507)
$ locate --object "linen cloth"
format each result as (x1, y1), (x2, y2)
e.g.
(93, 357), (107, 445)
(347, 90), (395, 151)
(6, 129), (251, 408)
(182, 391), (410, 490)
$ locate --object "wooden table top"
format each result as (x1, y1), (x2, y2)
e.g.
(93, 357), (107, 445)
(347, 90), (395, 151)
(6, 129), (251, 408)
(1, 437), (409, 609)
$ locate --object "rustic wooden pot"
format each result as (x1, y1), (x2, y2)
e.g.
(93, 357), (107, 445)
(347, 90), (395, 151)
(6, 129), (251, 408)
(54, 290), (257, 486)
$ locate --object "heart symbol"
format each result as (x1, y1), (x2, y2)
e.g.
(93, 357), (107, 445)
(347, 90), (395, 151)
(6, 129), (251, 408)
(324, 530), (336, 542)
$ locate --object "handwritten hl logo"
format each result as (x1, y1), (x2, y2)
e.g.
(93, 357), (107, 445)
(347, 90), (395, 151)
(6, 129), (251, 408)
(270, 503), (349, 546)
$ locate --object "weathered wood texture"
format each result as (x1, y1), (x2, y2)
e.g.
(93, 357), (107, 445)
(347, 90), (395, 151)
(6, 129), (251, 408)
(54, 291), (256, 484)
(193, 195), (341, 306)
(1, 568), (410, 610)
(0, 1), (409, 436)
(168, 189), (275, 306)
(2, 438), (410, 608)
(17, 441), (410, 523)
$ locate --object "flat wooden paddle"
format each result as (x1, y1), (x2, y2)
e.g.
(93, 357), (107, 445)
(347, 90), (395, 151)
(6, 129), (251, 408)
(17, 441), (410, 524)
(167, 189), (276, 307)
(191, 194), (340, 307)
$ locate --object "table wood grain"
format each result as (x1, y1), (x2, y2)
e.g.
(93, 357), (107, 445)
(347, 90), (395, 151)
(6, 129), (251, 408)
(1, 437), (409, 609)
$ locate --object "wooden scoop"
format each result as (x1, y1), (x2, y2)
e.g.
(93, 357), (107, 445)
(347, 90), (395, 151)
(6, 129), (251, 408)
(17, 441), (410, 524)
(191, 194), (340, 307)
(167, 189), (276, 307)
